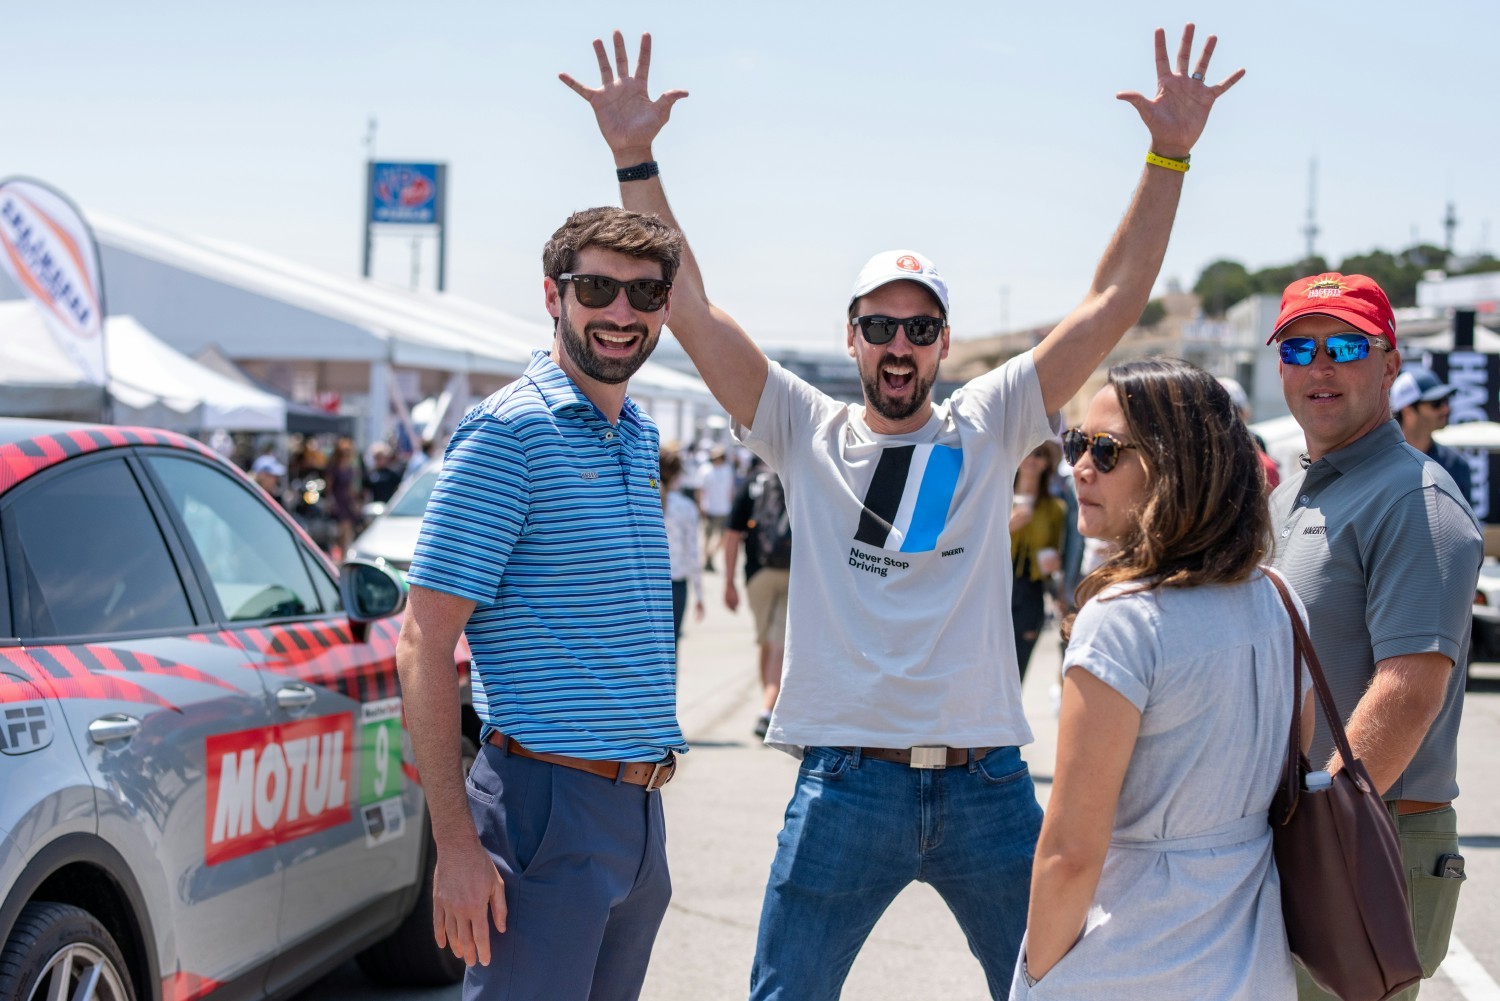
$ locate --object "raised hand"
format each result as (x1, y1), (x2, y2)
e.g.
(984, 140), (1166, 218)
(560, 31), (688, 163)
(1116, 24), (1245, 159)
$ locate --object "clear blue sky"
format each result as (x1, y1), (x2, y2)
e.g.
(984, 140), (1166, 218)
(7, 1), (1496, 347)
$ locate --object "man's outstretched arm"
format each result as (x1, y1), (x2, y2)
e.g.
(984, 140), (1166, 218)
(562, 32), (769, 430)
(1033, 25), (1244, 414)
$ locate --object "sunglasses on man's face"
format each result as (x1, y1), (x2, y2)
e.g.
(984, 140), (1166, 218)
(1061, 428), (1138, 473)
(1276, 331), (1389, 367)
(558, 273), (672, 312)
(851, 315), (946, 347)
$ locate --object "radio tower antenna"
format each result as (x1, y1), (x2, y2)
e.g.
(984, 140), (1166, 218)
(1302, 157), (1319, 265)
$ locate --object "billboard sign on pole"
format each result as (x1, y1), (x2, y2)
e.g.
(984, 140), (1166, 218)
(0, 177), (107, 385)
(370, 162), (440, 225)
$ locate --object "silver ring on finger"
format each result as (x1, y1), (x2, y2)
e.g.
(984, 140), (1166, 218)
(1191, 71), (1205, 80)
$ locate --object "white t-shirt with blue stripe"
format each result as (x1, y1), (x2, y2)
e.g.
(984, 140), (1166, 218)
(737, 352), (1057, 752)
(407, 351), (685, 761)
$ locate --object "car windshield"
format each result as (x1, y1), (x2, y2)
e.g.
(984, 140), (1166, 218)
(387, 466), (440, 518)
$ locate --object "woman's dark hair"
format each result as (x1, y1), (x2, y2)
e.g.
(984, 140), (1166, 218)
(1070, 358), (1272, 622)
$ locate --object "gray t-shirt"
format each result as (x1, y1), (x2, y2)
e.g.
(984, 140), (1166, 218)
(1268, 421), (1482, 803)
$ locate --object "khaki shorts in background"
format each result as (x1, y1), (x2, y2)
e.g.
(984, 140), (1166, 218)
(746, 567), (791, 646)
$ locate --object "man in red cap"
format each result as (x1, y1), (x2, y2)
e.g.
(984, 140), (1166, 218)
(1266, 272), (1482, 1000)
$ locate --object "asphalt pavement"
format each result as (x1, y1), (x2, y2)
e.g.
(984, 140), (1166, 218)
(301, 563), (1500, 1001)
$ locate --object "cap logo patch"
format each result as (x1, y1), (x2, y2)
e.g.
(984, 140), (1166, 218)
(895, 255), (922, 273)
(1304, 278), (1347, 300)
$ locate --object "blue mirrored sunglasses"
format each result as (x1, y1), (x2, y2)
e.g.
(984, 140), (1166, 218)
(1277, 332), (1388, 366)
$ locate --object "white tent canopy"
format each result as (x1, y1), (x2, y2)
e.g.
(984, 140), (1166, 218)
(82, 213), (714, 401)
(0, 212), (720, 446)
(0, 300), (286, 431)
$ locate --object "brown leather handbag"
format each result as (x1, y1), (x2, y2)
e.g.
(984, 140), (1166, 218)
(1266, 571), (1422, 1001)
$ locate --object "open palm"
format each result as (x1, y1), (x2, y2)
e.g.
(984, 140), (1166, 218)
(560, 32), (688, 160)
(1117, 24), (1245, 158)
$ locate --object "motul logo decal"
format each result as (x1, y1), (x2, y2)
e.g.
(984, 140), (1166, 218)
(205, 714), (353, 864)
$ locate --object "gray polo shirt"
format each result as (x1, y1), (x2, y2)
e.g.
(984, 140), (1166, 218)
(1269, 421), (1482, 803)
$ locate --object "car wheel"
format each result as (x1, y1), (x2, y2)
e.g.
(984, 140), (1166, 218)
(0, 901), (136, 1001)
(355, 734), (479, 987)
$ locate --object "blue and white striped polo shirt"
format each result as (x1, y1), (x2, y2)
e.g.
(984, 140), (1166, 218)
(407, 350), (685, 761)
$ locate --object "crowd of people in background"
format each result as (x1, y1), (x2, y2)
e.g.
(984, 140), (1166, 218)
(212, 429), (435, 558)
(658, 439), (788, 736)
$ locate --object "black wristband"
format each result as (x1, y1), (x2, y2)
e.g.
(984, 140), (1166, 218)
(616, 161), (660, 183)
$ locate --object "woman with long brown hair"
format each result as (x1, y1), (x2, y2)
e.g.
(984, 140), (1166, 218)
(1012, 359), (1312, 1000)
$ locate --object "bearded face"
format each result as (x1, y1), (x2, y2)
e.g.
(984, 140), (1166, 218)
(858, 350), (937, 423)
(557, 297), (660, 385)
(846, 281), (949, 433)
(547, 246), (670, 391)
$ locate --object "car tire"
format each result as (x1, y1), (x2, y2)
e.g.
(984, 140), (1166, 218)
(355, 734), (479, 987)
(0, 901), (137, 1001)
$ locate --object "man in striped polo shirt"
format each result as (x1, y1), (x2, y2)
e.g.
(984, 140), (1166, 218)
(564, 27), (1241, 999)
(1265, 273), (1482, 1000)
(397, 206), (687, 1000)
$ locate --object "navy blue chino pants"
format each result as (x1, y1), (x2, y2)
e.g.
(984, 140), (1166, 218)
(462, 740), (671, 1001)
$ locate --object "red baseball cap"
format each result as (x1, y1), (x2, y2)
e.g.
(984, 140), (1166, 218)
(1266, 272), (1397, 348)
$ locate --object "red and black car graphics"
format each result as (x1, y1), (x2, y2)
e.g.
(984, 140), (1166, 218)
(0, 420), (433, 1000)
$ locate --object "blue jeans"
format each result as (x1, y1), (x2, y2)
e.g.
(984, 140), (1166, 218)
(750, 745), (1042, 1001)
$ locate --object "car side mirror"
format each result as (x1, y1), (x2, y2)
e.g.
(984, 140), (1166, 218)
(340, 559), (408, 625)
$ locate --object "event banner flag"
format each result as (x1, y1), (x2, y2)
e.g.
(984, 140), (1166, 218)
(0, 178), (107, 385)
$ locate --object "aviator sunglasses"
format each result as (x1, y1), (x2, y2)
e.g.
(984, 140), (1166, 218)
(1062, 428), (1138, 473)
(851, 315), (946, 347)
(558, 273), (673, 312)
(1276, 331), (1389, 367)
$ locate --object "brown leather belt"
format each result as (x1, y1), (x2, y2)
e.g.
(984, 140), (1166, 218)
(1393, 799), (1450, 816)
(488, 733), (676, 791)
(852, 746), (997, 769)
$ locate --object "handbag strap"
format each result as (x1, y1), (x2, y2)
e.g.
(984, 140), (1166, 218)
(1263, 569), (1373, 816)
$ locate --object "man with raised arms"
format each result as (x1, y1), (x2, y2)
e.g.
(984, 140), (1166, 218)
(564, 28), (1241, 999)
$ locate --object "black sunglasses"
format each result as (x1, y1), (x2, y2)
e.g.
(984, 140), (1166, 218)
(851, 314), (945, 347)
(1061, 428), (1138, 473)
(558, 273), (672, 312)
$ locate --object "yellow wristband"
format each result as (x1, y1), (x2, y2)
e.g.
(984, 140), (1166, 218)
(1146, 151), (1190, 173)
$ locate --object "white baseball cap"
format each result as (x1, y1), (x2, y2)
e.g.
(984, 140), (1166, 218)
(849, 249), (950, 316)
(1390, 367), (1456, 413)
